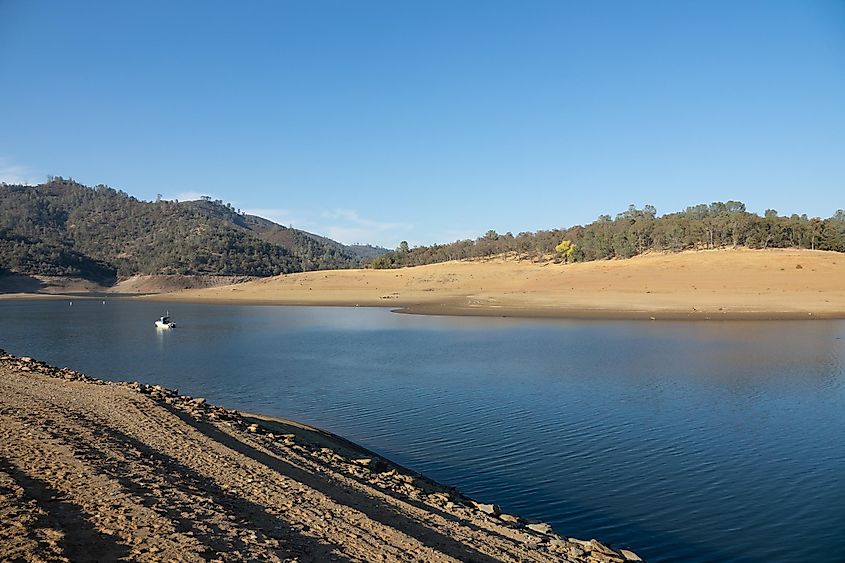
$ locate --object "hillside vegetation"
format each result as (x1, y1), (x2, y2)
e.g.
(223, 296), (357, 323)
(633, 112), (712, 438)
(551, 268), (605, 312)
(370, 202), (845, 268)
(0, 179), (385, 283)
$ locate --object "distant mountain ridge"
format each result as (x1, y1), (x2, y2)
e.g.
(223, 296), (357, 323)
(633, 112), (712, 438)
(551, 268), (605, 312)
(0, 178), (387, 283)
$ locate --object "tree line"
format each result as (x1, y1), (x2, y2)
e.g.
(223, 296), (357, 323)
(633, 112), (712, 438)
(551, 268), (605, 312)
(369, 202), (845, 269)
(0, 178), (373, 282)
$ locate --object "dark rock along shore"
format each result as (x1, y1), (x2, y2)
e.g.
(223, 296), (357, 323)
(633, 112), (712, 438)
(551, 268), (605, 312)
(0, 349), (641, 562)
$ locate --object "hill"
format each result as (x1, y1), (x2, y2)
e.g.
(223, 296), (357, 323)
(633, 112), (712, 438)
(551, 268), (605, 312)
(0, 178), (387, 284)
(369, 202), (845, 269)
(149, 248), (845, 319)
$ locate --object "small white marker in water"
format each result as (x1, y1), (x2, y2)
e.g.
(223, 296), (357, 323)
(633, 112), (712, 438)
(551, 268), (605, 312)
(69, 301), (73, 306)
(103, 300), (106, 305)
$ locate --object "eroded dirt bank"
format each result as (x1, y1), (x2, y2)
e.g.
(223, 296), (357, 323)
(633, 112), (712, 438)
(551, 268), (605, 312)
(0, 352), (640, 562)
(0, 274), (256, 296)
(145, 249), (845, 320)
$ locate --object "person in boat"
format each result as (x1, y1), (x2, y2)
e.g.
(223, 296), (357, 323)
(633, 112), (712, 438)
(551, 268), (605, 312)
(155, 315), (175, 328)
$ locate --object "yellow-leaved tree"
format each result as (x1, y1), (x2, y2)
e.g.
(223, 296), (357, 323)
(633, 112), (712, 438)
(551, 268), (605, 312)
(555, 239), (575, 263)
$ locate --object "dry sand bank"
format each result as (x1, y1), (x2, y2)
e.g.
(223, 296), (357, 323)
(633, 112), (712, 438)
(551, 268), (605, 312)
(0, 352), (640, 562)
(0, 274), (257, 297)
(0, 274), (109, 296)
(147, 249), (845, 320)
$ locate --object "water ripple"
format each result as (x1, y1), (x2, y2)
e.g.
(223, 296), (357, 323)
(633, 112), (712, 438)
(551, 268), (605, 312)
(3, 301), (845, 562)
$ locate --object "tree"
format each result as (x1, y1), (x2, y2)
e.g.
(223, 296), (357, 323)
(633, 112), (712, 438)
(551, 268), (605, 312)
(360, 200), (845, 270)
(0, 179), (368, 280)
(555, 239), (575, 263)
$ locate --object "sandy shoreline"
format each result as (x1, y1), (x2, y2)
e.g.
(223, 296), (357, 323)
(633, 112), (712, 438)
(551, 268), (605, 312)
(3, 248), (844, 320)
(143, 248), (845, 320)
(0, 351), (640, 562)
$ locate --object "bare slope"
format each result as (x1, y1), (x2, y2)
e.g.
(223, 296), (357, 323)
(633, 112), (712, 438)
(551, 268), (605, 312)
(148, 248), (845, 319)
(0, 353), (639, 562)
(0, 274), (259, 295)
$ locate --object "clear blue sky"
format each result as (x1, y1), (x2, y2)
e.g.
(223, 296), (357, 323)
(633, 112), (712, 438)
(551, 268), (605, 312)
(2, 1), (843, 247)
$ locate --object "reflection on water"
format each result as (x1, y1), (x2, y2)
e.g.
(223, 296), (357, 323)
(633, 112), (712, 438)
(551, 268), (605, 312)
(1, 300), (844, 562)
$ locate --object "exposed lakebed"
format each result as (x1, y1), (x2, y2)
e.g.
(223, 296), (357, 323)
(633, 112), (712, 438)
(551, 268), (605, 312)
(2, 299), (844, 562)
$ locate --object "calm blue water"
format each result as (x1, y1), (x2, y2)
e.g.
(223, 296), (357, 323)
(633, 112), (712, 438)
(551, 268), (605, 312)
(2, 299), (844, 562)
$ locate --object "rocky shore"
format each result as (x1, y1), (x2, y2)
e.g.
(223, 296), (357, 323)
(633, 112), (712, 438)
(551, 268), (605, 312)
(0, 350), (640, 562)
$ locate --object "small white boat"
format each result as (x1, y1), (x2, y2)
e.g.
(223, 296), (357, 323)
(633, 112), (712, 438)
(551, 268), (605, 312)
(155, 315), (176, 329)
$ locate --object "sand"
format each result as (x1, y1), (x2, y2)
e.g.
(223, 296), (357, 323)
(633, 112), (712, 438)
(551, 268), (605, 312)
(145, 248), (845, 320)
(0, 352), (641, 562)
(5, 250), (837, 560)
(0, 274), (258, 296)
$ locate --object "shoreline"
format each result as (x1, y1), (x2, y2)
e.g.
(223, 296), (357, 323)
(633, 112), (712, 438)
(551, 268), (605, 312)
(3, 248), (844, 321)
(0, 350), (641, 562)
(3, 291), (843, 321)
(144, 296), (845, 321)
(394, 303), (843, 321)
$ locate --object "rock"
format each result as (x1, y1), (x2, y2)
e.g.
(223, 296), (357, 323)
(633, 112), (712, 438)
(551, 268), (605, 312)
(191, 397), (207, 406)
(590, 539), (619, 556)
(428, 492), (450, 504)
(247, 424), (260, 433)
(371, 459), (388, 473)
(473, 502), (501, 516)
(498, 513), (520, 524)
(522, 538), (542, 549)
(567, 547), (585, 558)
(619, 549), (642, 561)
(526, 522), (553, 535)
(549, 538), (569, 550)
(587, 553), (624, 563)
(20, 357), (33, 363)
(352, 458), (373, 467)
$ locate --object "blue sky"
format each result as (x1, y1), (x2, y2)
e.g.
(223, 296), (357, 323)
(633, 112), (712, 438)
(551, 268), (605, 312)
(1, 1), (843, 248)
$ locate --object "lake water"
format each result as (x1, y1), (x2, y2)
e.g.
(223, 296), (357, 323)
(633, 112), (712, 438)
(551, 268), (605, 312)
(1, 299), (844, 562)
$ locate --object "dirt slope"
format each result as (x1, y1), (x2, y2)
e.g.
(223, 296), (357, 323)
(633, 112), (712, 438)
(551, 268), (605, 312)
(148, 248), (845, 319)
(0, 274), (256, 296)
(0, 353), (640, 562)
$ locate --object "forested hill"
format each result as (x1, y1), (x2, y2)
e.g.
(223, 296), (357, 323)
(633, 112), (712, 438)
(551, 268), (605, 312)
(0, 179), (386, 283)
(370, 202), (845, 269)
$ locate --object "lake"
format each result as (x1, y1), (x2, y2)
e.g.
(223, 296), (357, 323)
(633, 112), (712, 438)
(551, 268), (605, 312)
(1, 299), (844, 562)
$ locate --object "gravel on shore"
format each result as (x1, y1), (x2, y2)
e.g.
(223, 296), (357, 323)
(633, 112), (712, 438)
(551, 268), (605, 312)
(0, 350), (641, 562)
